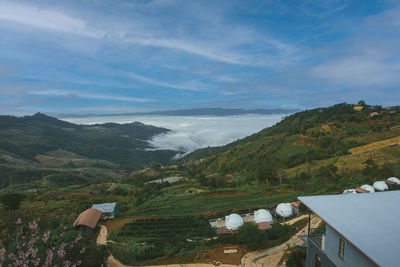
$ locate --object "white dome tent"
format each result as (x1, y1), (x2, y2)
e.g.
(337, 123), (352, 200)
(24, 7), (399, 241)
(373, 181), (388, 191)
(276, 203), (293, 218)
(343, 189), (357, 194)
(254, 209), (273, 224)
(360, 184), (375, 193)
(225, 213), (244, 230)
(387, 177), (400, 184)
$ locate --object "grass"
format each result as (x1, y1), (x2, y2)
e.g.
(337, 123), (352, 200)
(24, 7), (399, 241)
(286, 141), (400, 177)
(127, 184), (299, 217)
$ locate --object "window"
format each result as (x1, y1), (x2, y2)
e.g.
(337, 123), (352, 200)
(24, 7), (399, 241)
(315, 255), (321, 267)
(339, 238), (345, 260)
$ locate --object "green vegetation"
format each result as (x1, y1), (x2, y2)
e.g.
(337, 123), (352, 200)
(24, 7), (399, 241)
(109, 216), (216, 264)
(0, 192), (24, 210)
(0, 102), (399, 265)
(0, 113), (177, 188)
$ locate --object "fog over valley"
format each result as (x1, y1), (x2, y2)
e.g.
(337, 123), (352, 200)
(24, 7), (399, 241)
(64, 114), (283, 155)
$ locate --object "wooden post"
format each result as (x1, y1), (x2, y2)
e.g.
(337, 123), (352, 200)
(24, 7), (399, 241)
(308, 210), (311, 236)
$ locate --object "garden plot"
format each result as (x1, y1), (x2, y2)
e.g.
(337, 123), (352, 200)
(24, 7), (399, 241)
(108, 216), (217, 265)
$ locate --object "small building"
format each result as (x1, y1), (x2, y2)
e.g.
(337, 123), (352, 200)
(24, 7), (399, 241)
(276, 203), (293, 218)
(145, 176), (183, 184)
(369, 112), (378, 117)
(73, 208), (102, 233)
(360, 184), (375, 193)
(353, 106), (363, 111)
(384, 179), (397, 187)
(290, 201), (301, 215)
(387, 177), (400, 184)
(342, 189), (357, 194)
(209, 210), (274, 234)
(299, 191), (400, 267)
(354, 187), (369, 193)
(225, 213), (244, 230)
(91, 202), (118, 219)
(373, 181), (388, 191)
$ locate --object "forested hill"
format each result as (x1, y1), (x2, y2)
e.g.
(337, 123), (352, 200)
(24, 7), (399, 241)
(0, 113), (177, 188)
(182, 103), (400, 186)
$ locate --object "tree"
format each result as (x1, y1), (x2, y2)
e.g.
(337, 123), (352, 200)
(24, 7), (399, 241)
(357, 100), (366, 106)
(238, 223), (268, 249)
(0, 192), (24, 210)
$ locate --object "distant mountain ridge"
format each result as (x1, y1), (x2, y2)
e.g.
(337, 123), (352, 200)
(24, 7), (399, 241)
(57, 107), (301, 118)
(0, 113), (177, 188)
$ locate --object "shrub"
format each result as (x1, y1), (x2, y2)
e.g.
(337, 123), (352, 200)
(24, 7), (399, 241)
(0, 192), (24, 210)
(0, 218), (108, 266)
(238, 223), (268, 249)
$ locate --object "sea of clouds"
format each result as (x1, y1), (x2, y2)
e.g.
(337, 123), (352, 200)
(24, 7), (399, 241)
(65, 115), (284, 156)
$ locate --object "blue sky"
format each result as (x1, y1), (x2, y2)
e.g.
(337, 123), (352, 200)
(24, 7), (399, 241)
(0, 0), (399, 114)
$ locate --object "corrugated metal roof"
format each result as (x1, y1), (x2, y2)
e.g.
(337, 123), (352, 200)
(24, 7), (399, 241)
(92, 202), (117, 213)
(73, 208), (102, 229)
(298, 191), (400, 267)
(354, 187), (368, 193)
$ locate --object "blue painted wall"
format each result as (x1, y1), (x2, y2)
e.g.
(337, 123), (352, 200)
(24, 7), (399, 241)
(324, 225), (375, 267)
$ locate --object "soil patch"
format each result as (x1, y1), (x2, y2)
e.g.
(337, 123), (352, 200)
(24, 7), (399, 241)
(155, 247), (250, 265)
(198, 192), (249, 198)
(104, 216), (169, 233)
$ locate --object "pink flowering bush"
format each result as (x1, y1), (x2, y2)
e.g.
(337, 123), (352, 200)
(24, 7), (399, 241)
(0, 219), (108, 266)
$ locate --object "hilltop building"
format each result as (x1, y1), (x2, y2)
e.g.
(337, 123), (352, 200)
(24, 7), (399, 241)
(92, 202), (118, 219)
(73, 208), (102, 232)
(299, 191), (400, 267)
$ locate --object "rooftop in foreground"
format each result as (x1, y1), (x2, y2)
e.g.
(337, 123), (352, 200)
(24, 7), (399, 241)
(298, 191), (400, 267)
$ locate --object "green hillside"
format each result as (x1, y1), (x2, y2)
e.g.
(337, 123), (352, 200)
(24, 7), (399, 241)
(182, 103), (400, 188)
(0, 113), (177, 188)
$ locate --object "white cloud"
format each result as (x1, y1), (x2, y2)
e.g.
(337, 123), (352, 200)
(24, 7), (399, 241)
(311, 57), (400, 86)
(29, 90), (155, 103)
(0, 1), (297, 66)
(126, 72), (210, 92)
(64, 114), (284, 155)
(0, 2), (99, 37)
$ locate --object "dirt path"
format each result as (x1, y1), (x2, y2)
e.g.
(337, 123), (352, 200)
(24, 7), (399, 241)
(241, 215), (321, 267)
(97, 225), (107, 245)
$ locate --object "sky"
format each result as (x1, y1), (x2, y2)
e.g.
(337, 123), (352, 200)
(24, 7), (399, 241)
(0, 0), (399, 115)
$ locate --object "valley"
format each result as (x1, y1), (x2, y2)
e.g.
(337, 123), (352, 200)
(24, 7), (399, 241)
(0, 103), (399, 266)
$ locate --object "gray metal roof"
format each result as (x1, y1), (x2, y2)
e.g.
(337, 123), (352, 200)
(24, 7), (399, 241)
(145, 176), (183, 184)
(298, 191), (400, 267)
(92, 202), (117, 213)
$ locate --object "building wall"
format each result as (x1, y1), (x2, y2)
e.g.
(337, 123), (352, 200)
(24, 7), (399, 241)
(324, 225), (376, 267)
(306, 237), (336, 267)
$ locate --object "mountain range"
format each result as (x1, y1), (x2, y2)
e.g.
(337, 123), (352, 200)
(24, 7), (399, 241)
(56, 107), (301, 118)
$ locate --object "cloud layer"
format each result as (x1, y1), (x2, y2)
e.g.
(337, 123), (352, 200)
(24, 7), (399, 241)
(65, 114), (283, 155)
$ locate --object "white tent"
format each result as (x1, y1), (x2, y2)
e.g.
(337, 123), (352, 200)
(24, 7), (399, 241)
(343, 189), (357, 194)
(360, 184), (375, 193)
(254, 209), (273, 223)
(373, 181), (388, 191)
(225, 213), (244, 230)
(388, 177), (400, 184)
(276, 203), (293, 218)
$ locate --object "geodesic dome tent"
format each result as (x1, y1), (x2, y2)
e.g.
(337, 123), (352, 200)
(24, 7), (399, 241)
(343, 189), (357, 194)
(388, 177), (400, 184)
(373, 181), (388, 191)
(254, 209), (273, 223)
(276, 203), (293, 218)
(360, 184), (375, 193)
(225, 213), (244, 230)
